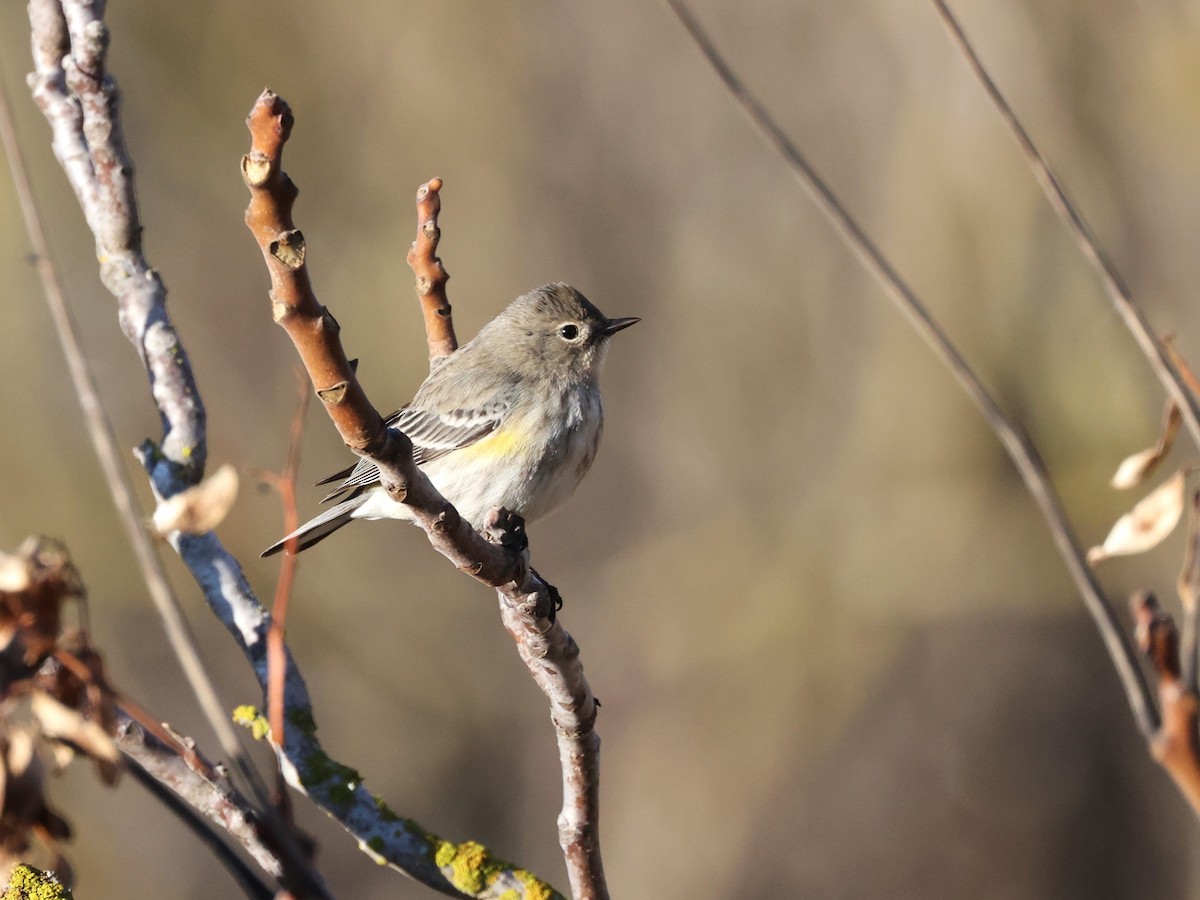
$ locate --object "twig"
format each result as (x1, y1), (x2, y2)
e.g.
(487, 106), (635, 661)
(928, 0), (1200, 450)
(1178, 492), (1200, 695)
(9, 7), (260, 795)
(407, 177), (458, 364)
(267, 375), (310, 762)
(1132, 593), (1200, 815)
(116, 711), (279, 897)
(243, 89), (602, 899)
(659, 0), (1159, 739)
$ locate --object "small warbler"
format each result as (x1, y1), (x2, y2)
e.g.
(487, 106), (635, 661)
(262, 283), (638, 556)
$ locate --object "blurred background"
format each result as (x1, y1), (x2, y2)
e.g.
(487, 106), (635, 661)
(3, 0), (1200, 896)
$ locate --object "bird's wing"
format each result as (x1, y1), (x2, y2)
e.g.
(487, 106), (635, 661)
(315, 400), (510, 502)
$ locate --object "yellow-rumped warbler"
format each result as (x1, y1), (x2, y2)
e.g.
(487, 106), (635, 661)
(262, 283), (638, 557)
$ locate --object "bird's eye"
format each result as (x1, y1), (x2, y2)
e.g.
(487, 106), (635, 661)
(558, 323), (580, 341)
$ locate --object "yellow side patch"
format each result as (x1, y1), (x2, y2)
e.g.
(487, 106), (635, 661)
(452, 427), (532, 461)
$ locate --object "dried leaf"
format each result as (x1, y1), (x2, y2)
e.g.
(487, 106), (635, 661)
(29, 692), (119, 767)
(152, 464), (239, 535)
(1111, 402), (1181, 489)
(0, 554), (30, 592)
(1090, 471), (1187, 564)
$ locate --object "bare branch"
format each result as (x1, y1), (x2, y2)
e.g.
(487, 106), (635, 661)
(659, 0), (1158, 739)
(928, 0), (1200, 451)
(243, 89), (604, 899)
(407, 177), (458, 364)
(12, 3), (258, 793)
(115, 711), (281, 894)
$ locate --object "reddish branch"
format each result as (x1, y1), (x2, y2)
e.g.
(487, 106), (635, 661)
(407, 178), (458, 363)
(1132, 593), (1200, 816)
(243, 90), (607, 900)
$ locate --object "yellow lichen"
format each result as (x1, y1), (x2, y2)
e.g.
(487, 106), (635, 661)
(231, 704), (271, 741)
(4, 864), (74, 900)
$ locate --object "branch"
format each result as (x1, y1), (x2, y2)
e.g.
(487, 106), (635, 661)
(407, 177), (458, 364)
(16, 0), (259, 793)
(1131, 593), (1200, 815)
(116, 711), (278, 899)
(659, 0), (1159, 739)
(244, 90), (605, 899)
(20, 4), (363, 895)
(928, 0), (1200, 451)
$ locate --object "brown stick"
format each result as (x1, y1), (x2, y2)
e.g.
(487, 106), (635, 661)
(407, 178), (458, 363)
(243, 89), (596, 899)
(1132, 593), (1200, 816)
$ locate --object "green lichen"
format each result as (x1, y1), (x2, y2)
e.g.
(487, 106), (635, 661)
(514, 868), (559, 900)
(231, 705), (271, 741)
(366, 836), (385, 854)
(286, 706), (316, 735)
(300, 750), (361, 809)
(4, 864), (74, 900)
(374, 796), (403, 822)
(432, 840), (560, 897)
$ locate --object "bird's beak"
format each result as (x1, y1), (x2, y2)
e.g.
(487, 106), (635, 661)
(601, 316), (640, 336)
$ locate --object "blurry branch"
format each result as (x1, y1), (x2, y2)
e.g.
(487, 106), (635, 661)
(407, 177), (458, 364)
(11, 2), (256, 787)
(262, 377), (310, 762)
(243, 90), (604, 900)
(1177, 491), (1200, 695)
(930, 0), (1200, 814)
(660, 0), (1159, 737)
(1132, 592), (1200, 816)
(929, 0), (1200, 450)
(117, 713), (275, 900)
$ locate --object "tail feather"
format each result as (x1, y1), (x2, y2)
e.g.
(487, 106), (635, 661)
(261, 496), (365, 558)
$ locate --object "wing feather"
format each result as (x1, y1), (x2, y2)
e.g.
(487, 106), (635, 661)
(317, 400), (508, 503)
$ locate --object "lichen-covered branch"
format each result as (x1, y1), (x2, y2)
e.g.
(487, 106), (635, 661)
(243, 89), (605, 899)
(407, 177), (458, 364)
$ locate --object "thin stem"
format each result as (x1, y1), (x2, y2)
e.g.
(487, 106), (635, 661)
(660, 0), (1159, 738)
(929, 0), (1200, 449)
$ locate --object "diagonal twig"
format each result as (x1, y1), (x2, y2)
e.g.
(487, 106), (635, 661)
(929, 0), (1200, 449)
(660, 0), (1159, 739)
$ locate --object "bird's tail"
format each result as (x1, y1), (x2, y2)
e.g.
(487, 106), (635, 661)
(260, 495), (365, 558)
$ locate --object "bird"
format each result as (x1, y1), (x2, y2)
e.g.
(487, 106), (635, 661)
(261, 283), (638, 557)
